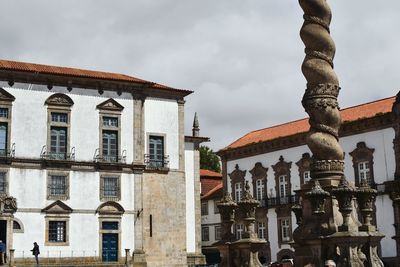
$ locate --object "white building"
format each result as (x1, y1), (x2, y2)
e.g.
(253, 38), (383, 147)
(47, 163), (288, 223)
(0, 59), (206, 266)
(217, 95), (400, 266)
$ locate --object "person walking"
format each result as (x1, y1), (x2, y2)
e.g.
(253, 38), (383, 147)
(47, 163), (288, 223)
(0, 240), (5, 265)
(31, 242), (40, 265)
(324, 260), (336, 267)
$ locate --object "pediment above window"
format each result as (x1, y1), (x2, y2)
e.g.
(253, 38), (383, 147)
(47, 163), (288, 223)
(45, 93), (74, 107)
(96, 98), (124, 111)
(0, 88), (15, 102)
(229, 164), (246, 182)
(42, 200), (72, 214)
(272, 156), (292, 175)
(96, 201), (125, 215)
(249, 162), (268, 179)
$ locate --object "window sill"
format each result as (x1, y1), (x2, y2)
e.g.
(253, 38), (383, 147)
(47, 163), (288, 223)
(45, 241), (70, 246)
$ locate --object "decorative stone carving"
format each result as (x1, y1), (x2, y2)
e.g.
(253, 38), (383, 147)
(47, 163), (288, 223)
(356, 178), (377, 232)
(237, 181), (259, 239)
(271, 156), (292, 199)
(299, 0), (344, 181)
(96, 98), (124, 111)
(0, 196), (17, 214)
(0, 88), (15, 102)
(249, 162), (268, 200)
(96, 201), (125, 215)
(45, 93), (74, 107)
(349, 142), (375, 186)
(42, 200), (72, 214)
(331, 176), (355, 232)
(217, 193), (238, 242)
(229, 164), (246, 202)
(296, 152), (311, 185)
(305, 180), (329, 215)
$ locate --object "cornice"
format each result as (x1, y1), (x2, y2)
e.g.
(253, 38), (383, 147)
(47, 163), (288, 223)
(218, 112), (396, 161)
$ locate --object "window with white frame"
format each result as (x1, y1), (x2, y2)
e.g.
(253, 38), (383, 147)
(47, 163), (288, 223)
(235, 182), (242, 202)
(358, 161), (371, 185)
(281, 219), (290, 242)
(201, 201), (208, 215)
(202, 227), (209, 241)
(303, 170), (311, 183)
(279, 175), (289, 203)
(236, 224), (244, 240)
(256, 179), (265, 201)
(214, 200), (220, 214)
(257, 222), (266, 239)
(100, 175), (120, 201)
(215, 225), (221, 240)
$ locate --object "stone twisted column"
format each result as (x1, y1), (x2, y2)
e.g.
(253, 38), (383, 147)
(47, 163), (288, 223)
(299, 0), (344, 183)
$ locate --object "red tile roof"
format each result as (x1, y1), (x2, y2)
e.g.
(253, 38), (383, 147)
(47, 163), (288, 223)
(225, 96), (396, 150)
(200, 169), (222, 178)
(0, 59), (191, 93)
(201, 183), (223, 200)
(200, 169), (222, 197)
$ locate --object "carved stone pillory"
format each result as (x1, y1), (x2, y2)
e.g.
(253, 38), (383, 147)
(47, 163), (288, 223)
(294, 0), (385, 266)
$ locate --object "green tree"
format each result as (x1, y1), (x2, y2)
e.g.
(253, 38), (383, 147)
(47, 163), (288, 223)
(199, 145), (221, 173)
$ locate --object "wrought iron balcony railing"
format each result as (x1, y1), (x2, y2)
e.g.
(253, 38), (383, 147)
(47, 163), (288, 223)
(266, 195), (299, 208)
(93, 148), (126, 163)
(41, 146), (75, 160)
(0, 143), (15, 158)
(144, 154), (169, 169)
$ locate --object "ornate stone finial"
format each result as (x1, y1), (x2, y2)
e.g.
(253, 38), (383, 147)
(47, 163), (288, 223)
(356, 178), (377, 232)
(331, 176), (355, 232)
(192, 112), (200, 137)
(217, 192), (238, 242)
(305, 180), (330, 215)
(299, 0), (344, 181)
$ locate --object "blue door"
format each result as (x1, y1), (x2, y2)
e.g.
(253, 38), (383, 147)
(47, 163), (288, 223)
(102, 233), (118, 262)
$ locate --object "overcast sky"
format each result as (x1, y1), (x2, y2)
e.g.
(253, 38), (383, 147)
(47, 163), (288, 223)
(1, 1), (399, 151)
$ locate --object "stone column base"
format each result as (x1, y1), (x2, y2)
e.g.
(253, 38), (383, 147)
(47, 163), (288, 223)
(187, 253), (206, 265)
(132, 250), (147, 267)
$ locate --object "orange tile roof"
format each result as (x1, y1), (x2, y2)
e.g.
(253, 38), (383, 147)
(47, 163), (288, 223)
(225, 96), (396, 150)
(201, 183), (223, 200)
(0, 59), (191, 93)
(200, 169), (222, 178)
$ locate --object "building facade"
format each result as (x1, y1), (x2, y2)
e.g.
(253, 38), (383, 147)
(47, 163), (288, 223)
(0, 59), (206, 266)
(217, 95), (400, 265)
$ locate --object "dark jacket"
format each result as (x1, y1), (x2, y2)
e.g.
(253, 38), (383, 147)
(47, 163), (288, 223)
(0, 243), (5, 253)
(31, 244), (40, 256)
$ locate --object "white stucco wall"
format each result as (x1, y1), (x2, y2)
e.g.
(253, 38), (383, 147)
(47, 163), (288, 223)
(144, 98), (179, 169)
(4, 85), (134, 163)
(201, 198), (221, 247)
(185, 142), (196, 253)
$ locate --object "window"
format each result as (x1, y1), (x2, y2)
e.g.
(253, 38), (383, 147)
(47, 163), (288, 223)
(48, 221), (66, 242)
(50, 126), (67, 159)
(45, 94), (73, 161)
(148, 135), (165, 168)
(0, 172), (6, 195)
(201, 201), (208, 215)
(0, 123), (8, 156)
(0, 108), (8, 118)
(303, 171), (311, 183)
(215, 225), (221, 240)
(202, 227), (209, 241)
(257, 222), (266, 239)
(236, 224), (244, 240)
(235, 182), (242, 202)
(13, 218), (24, 233)
(100, 175), (120, 201)
(97, 98), (124, 163)
(0, 89), (14, 157)
(256, 179), (265, 201)
(102, 130), (118, 162)
(281, 219), (290, 242)
(350, 142), (375, 186)
(48, 175), (69, 200)
(279, 175), (289, 201)
(358, 161), (371, 185)
(214, 200), (220, 214)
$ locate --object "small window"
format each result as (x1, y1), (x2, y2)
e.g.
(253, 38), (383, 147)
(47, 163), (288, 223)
(358, 161), (371, 184)
(201, 201), (208, 215)
(51, 112), (68, 123)
(236, 224), (244, 240)
(281, 219), (290, 242)
(0, 172), (6, 195)
(103, 117), (118, 127)
(303, 171), (310, 183)
(100, 176), (120, 201)
(258, 222), (266, 239)
(202, 227), (209, 241)
(148, 135), (165, 168)
(49, 175), (67, 197)
(215, 225), (221, 240)
(48, 221), (66, 243)
(0, 108), (8, 118)
(235, 182), (242, 202)
(13, 221), (21, 230)
(214, 201), (220, 214)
